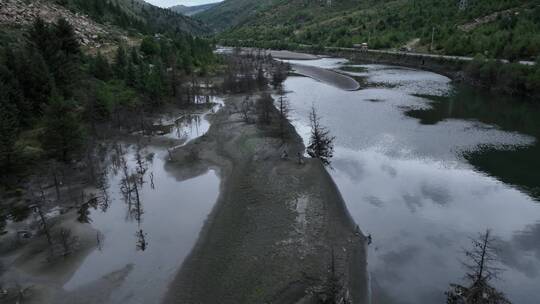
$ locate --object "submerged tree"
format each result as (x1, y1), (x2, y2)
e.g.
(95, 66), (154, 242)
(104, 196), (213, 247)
(446, 229), (511, 304)
(307, 106), (335, 166)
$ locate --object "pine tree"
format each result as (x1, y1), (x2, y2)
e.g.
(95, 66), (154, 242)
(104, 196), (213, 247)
(19, 48), (55, 115)
(42, 94), (84, 161)
(256, 66), (268, 89)
(145, 59), (164, 105)
(114, 44), (128, 79)
(54, 18), (80, 57)
(257, 93), (273, 124)
(91, 52), (112, 81)
(307, 106), (335, 166)
(0, 83), (20, 169)
(26, 18), (53, 59)
(0, 62), (31, 126)
(130, 47), (140, 65)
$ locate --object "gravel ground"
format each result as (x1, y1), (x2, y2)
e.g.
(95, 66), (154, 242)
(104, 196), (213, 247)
(162, 93), (368, 304)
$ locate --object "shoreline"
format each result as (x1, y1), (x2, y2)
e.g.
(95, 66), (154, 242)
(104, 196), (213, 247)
(291, 63), (361, 91)
(163, 93), (368, 303)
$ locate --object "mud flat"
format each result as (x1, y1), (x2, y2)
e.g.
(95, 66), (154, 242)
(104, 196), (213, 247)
(163, 94), (368, 303)
(292, 64), (360, 91)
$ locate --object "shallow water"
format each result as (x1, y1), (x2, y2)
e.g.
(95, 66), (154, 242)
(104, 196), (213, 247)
(62, 105), (221, 303)
(283, 61), (540, 304)
(157, 97), (223, 144)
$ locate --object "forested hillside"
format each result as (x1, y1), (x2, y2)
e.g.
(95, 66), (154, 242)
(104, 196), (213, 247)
(209, 0), (540, 61)
(0, 0), (215, 179)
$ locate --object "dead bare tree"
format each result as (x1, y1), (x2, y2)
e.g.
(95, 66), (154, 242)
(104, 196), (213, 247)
(31, 187), (53, 246)
(241, 96), (252, 123)
(446, 229), (511, 304)
(136, 229), (148, 251)
(57, 228), (78, 257)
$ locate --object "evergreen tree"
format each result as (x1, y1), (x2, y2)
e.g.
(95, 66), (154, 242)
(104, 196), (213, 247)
(0, 83), (20, 169)
(130, 47), (140, 65)
(256, 66), (268, 89)
(140, 36), (159, 57)
(114, 44), (128, 79)
(48, 18), (81, 97)
(42, 94), (84, 161)
(54, 18), (80, 56)
(19, 48), (55, 115)
(257, 93), (273, 124)
(0, 63), (31, 126)
(307, 106), (335, 166)
(91, 52), (112, 81)
(26, 18), (53, 60)
(126, 60), (137, 87)
(145, 59), (164, 104)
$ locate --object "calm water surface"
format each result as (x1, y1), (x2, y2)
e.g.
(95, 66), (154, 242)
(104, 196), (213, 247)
(63, 106), (220, 303)
(283, 60), (540, 304)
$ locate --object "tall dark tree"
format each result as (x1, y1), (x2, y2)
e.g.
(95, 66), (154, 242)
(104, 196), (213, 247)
(256, 66), (267, 89)
(54, 18), (80, 57)
(257, 93), (273, 124)
(19, 48), (55, 114)
(26, 18), (53, 59)
(0, 63), (30, 126)
(42, 94), (84, 161)
(307, 106), (335, 166)
(0, 84), (20, 169)
(91, 52), (112, 81)
(114, 44), (128, 79)
(46, 18), (81, 97)
(277, 89), (290, 139)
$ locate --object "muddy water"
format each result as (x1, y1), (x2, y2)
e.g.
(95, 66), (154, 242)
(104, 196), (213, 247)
(282, 60), (540, 304)
(62, 104), (221, 303)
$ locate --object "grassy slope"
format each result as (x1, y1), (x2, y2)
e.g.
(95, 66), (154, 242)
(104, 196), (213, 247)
(208, 0), (540, 60)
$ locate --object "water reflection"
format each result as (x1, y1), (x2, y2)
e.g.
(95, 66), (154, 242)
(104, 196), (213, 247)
(283, 61), (540, 304)
(405, 88), (540, 200)
(63, 144), (220, 303)
(159, 96), (223, 144)
(63, 98), (221, 303)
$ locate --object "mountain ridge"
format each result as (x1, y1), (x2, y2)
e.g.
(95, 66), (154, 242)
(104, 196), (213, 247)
(169, 3), (219, 16)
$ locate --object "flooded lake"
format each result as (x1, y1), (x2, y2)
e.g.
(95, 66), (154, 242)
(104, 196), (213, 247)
(63, 102), (221, 303)
(282, 60), (540, 304)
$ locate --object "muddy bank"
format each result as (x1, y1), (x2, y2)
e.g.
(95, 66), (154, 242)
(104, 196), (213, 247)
(0, 210), (99, 304)
(291, 64), (360, 91)
(267, 50), (321, 60)
(163, 94), (368, 303)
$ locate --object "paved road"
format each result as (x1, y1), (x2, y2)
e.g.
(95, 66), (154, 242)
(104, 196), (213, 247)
(324, 46), (536, 66)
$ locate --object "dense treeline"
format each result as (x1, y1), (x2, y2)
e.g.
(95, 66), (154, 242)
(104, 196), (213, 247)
(0, 17), (214, 176)
(218, 0), (540, 61)
(464, 55), (540, 97)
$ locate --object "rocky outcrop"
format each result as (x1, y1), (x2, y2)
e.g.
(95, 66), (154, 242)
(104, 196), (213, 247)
(0, 0), (111, 46)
